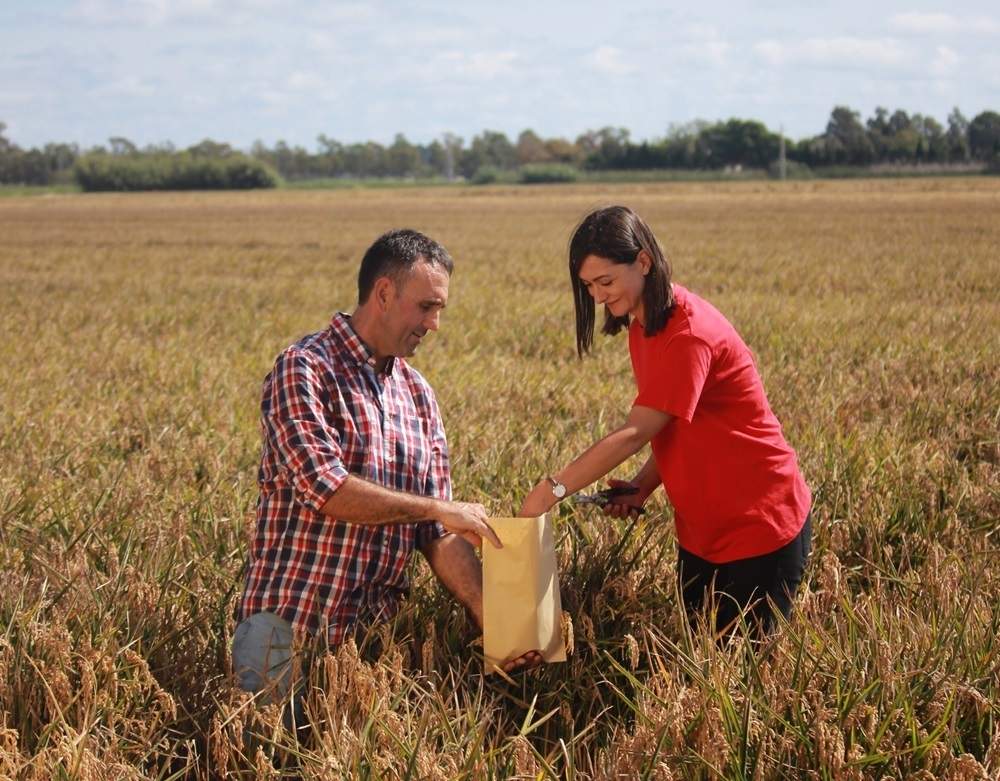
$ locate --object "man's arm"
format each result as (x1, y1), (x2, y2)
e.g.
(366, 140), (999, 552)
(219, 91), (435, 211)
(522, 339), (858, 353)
(318, 476), (502, 549)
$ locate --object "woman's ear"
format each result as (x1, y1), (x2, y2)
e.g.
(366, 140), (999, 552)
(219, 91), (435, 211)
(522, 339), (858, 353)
(637, 250), (652, 276)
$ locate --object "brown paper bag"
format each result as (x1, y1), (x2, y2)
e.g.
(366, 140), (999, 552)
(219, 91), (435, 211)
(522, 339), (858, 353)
(482, 515), (567, 674)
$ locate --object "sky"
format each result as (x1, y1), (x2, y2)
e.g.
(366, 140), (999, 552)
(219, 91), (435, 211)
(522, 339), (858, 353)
(1, 0), (998, 151)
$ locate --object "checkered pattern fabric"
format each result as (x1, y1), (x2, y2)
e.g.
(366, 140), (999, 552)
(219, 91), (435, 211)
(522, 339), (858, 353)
(238, 312), (449, 644)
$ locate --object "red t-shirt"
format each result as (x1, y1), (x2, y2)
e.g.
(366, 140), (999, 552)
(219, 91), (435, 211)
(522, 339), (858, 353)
(629, 284), (810, 563)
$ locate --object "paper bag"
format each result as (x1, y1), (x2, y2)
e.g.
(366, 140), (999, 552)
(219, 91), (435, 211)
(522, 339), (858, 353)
(482, 514), (567, 674)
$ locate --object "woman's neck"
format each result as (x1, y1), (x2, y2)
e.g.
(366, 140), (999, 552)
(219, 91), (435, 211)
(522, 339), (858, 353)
(630, 301), (646, 328)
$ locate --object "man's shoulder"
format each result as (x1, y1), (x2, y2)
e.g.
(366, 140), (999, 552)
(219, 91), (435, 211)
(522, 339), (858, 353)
(275, 328), (338, 366)
(262, 330), (341, 395)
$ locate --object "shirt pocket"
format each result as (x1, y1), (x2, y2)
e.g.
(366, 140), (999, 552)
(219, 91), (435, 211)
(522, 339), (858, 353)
(336, 385), (382, 478)
(388, 404), (432, 491)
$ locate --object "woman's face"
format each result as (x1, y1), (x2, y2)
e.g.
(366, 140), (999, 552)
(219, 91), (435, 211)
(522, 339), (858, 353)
(577, 252), (651, 321)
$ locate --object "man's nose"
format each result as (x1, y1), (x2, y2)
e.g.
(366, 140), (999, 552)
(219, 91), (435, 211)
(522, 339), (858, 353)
(424, 310), (441, 331)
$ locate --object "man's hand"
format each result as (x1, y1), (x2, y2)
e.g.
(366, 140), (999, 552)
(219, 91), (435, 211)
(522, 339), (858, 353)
(603, 478), (647, 519)
(436, 500), (503, 549)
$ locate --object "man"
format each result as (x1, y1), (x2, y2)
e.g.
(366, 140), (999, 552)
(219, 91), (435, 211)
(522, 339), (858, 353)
(233, 229), (535, 714)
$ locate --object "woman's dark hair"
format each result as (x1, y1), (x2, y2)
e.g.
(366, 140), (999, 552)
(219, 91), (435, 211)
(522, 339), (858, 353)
(569, 205), (674, 356)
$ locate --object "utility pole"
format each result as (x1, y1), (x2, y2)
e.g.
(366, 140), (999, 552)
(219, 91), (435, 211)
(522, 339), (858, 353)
(442, 132), (459, 181)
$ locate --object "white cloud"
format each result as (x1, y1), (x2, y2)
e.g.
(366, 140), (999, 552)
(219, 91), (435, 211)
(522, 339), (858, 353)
(889, 12), (960, 34)
(463, 51), (518, 78)
(70, 0), (219, 26)
(930, 45), (959, 76)
(753, 37), (908, 68)
(434, 51), (518, 79)
(890, 12), (1000, 35)
(91, 76), (156, 98)
(587, 45), (636, 75)
(968, 15), (1000, 34)
(679, 39), (730, 67)
(286, 71), (326, 91)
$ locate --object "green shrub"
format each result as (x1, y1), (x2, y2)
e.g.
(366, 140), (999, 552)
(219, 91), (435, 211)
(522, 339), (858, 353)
(471, 165), (501, 184)
(519, 163), (580, 184)
(73, 153), (279, 191)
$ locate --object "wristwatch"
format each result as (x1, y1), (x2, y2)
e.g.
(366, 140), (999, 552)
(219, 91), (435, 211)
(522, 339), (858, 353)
(545, 476), (567, 500)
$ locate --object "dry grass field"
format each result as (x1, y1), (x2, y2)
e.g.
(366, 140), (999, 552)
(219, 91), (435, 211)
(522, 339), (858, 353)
(1, 178), (998, 779)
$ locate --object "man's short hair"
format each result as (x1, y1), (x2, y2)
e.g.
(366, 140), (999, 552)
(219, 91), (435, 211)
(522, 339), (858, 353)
(357, 229), (454, 303)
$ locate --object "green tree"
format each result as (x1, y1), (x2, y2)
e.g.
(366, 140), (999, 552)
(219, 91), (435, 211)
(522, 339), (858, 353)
(516, 129), (552, 165)
(461, 131), (516, 177)
(108, 137), (138, 156)
(911, 115), (947, 162)
(386, 133), (420, 177)
(968, 111), (1000, 161)
(576, 127), (630, 168)
(825, 106), (874, 164)
(317, 134), (344, 177)
(946, 108), (970, 162)
(543, 137), (582, 165)
(698, 119), (779, 168)
(187, 139), (235, 158)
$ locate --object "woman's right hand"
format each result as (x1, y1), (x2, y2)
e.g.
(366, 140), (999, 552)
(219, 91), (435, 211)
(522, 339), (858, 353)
(603, 478), (647, 519)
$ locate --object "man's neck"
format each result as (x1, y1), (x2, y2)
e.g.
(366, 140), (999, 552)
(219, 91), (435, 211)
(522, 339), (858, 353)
(348, 306), (391, 373)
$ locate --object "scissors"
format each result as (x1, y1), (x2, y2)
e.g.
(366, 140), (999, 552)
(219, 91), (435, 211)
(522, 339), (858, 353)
(572, 484), (645, 514)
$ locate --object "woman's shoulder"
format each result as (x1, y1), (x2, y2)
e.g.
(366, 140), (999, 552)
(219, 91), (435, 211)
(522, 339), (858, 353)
(670, 284), (737, 342)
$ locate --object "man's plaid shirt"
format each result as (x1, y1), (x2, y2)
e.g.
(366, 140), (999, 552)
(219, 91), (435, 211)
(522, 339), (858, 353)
(238, 312), (448, 644)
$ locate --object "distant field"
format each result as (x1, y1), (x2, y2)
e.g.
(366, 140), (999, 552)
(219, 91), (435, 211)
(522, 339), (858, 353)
(1, 179), (998, 779)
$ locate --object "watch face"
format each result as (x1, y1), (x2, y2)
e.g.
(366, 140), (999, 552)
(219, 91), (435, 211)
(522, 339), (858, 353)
(553, 482), (567, 498)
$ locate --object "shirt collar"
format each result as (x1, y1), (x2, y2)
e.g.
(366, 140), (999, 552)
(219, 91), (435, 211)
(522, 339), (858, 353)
(330, 312), (396, 376)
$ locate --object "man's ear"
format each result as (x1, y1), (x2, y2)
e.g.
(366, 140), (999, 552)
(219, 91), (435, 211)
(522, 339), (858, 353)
(372, 276), (395, 312)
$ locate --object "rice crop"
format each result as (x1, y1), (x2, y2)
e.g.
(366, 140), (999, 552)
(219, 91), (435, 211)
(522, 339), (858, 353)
(0, 178), (997, 779)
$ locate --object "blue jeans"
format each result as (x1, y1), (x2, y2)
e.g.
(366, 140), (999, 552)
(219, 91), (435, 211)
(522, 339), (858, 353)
(232, 612), (307, 735)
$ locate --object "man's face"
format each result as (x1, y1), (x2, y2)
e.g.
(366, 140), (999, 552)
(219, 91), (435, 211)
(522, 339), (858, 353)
(381, 260), (450, 358)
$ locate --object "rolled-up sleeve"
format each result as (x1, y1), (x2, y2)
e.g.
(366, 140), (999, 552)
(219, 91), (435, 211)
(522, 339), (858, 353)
(416, 391), (450, 549)
(263, 350), (349, 512)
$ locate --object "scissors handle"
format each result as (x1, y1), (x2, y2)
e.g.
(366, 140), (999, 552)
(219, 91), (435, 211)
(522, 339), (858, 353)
(602, 485), (640, 499)
(572, 485), (644, 511)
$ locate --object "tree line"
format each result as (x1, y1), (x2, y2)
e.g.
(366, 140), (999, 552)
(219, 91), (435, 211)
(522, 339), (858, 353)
(1, 105), (998, 189)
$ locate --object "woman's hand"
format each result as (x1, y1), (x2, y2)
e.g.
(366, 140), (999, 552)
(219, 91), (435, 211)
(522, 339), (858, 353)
(518, 481), (556, 518)
(603, 478), (648, 519)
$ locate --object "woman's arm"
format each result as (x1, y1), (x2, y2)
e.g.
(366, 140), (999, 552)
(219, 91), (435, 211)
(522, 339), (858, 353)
(518, 405), (672, 517)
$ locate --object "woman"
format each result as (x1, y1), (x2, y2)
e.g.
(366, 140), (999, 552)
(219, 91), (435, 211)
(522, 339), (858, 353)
(518, 205), (811, 637)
